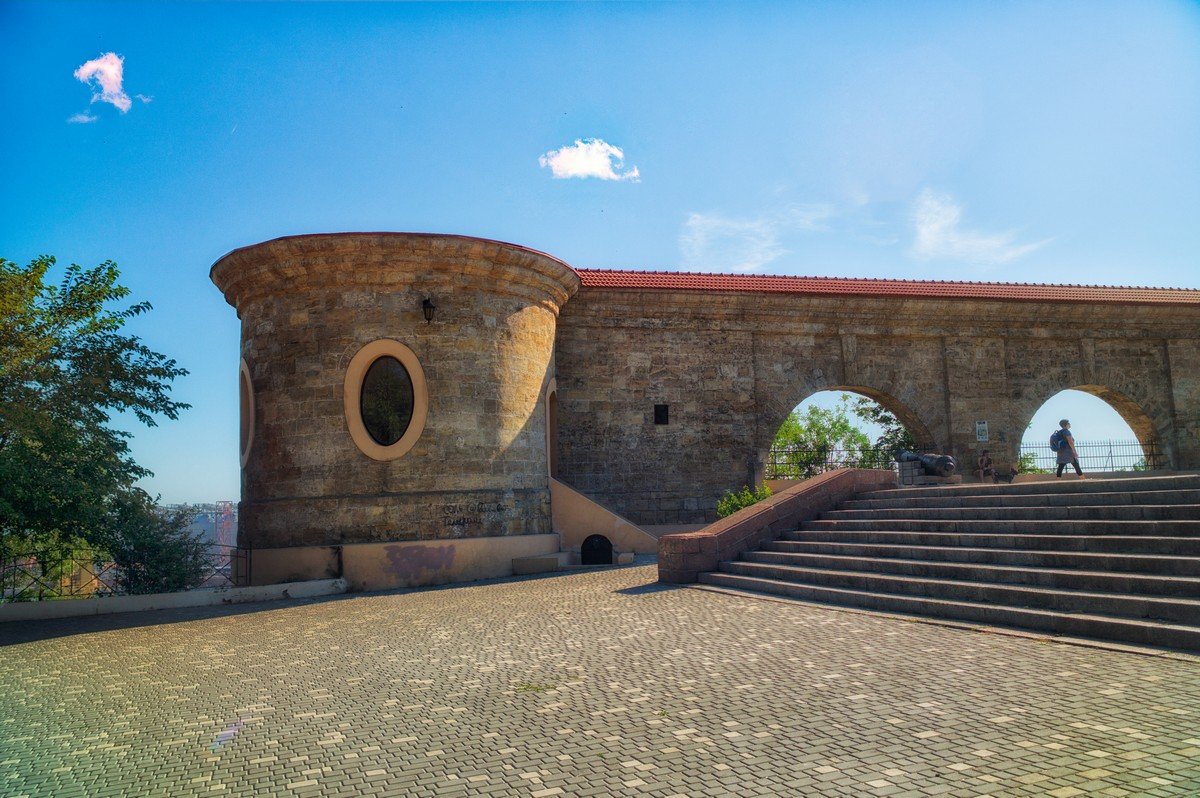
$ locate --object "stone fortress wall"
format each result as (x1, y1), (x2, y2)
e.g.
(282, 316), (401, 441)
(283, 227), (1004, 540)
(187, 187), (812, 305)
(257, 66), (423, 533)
(212, 233), (1200, 584)
(555, 287), (1200, 524)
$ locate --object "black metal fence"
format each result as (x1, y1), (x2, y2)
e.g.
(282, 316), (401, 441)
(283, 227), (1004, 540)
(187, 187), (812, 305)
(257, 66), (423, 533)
(766, 447), (903, 480)
(768, 440), (1164, 480)
(1018, 439), (1163, 473)
(0, 544), (249, 603)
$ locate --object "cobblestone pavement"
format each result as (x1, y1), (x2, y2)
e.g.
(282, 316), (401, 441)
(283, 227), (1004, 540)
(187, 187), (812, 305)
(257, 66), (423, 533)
(2, 564), (1199, 798)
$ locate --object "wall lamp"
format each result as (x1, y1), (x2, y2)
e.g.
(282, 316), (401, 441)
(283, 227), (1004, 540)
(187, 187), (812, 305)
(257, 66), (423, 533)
(421, 298), (436, 324)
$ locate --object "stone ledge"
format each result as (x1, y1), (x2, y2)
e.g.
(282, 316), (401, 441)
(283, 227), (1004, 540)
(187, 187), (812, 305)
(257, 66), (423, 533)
(657, 469), (897, 584)
(0, 579), (347, 623)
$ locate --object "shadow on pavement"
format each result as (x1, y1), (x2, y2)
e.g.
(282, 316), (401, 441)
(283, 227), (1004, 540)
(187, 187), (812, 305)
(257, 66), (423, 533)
(2, 561), (669, 646)
(613, 582), (683, 596)
(0, 592), (356, 647)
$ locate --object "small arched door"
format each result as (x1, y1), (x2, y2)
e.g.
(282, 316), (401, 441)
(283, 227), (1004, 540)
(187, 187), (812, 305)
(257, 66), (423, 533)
(581, 534), (613, 565)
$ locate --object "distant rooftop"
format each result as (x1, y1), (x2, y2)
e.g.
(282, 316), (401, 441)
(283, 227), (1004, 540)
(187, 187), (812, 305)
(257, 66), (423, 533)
(575, 269), (1200, 305)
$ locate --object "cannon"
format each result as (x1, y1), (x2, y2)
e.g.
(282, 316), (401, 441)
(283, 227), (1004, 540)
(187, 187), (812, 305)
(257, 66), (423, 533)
(897, 450), (957, 477)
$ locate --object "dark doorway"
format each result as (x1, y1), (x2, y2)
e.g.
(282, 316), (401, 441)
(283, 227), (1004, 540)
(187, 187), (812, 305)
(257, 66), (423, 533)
(581, 534), (613, 565)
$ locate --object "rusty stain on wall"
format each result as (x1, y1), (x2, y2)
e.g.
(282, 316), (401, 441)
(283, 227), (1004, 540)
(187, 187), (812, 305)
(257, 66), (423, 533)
(383, 544), (456, 582)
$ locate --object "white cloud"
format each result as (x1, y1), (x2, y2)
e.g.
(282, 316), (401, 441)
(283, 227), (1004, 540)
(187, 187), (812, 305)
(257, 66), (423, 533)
(539, 138), (640, 182)
(680, 213), (784, 273)
(679, 203), (836, 273)
(779, 203), (835, 232)
(911, 188), (1049, 264)
(135, 93), (153, 104)
(74, 52), (132, 113)
(67, 111), (98, 124)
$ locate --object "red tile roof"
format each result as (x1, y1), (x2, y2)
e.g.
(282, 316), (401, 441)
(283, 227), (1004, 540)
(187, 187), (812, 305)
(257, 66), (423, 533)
(574, 269), (1200, 305)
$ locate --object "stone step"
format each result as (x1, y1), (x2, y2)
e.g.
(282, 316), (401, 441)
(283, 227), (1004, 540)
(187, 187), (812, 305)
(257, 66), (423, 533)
(842, 488), (1200, 512)
(856, 473), (1200, 501)
(695, 573), (1200, 651)
(698, 473), (1200, 652)
(717, 561), (1200, 623)
(822, 504), (1200, 522)
(760, 540), (1200, 576)
(779, 530), (1200, 555)
(800, 518), (1200, 536)
(740, 550), (1200, 597)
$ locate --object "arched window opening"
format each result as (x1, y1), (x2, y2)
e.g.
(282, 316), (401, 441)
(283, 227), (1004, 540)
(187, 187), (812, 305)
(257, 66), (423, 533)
(1020, 388), (1161, 473)
(238, 359), (255, 469)
(545, 380), (559, 478)
(767, 389), (928, 480)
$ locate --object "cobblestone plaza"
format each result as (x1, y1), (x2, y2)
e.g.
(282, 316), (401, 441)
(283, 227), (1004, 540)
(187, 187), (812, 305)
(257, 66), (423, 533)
(3, 564), (1198, 798)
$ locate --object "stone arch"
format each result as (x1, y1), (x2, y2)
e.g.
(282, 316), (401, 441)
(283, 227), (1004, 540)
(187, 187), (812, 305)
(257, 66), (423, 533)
(545, 378), (559, 478)
(757, 384), (939, 477)
(1017, 384), (1167, 468)
(580, 534), (613, 565)
(834, 385), (938, 449)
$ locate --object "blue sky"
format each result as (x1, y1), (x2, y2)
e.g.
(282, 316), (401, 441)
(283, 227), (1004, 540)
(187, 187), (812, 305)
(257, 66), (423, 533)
(3, 1), (1198, 501)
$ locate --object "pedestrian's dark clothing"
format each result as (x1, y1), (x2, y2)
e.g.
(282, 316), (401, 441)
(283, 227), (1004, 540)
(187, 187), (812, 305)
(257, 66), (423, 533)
(1055, 429), (1075, 465)
(977, 454), (994, 480)
(1057, 458), (1083, 477)
(1056, 429), (1083, 476)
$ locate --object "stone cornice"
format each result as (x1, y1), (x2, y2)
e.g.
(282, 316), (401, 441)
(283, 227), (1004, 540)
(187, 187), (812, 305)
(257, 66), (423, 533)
(565, 287), (1200, 340)
(576, 268), (1200, 305)
(211, 233), (581, 315)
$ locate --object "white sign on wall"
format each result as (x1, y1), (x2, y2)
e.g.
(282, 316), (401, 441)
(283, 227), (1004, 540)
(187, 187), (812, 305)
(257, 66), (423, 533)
(975, 420), (989, 442)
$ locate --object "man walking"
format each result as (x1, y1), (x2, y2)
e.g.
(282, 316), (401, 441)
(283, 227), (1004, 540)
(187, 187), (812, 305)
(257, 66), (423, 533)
(1054, 419), (1084, 479)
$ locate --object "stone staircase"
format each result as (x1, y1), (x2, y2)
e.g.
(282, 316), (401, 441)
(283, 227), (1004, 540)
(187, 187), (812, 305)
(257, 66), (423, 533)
(698, 474), (1200, 651)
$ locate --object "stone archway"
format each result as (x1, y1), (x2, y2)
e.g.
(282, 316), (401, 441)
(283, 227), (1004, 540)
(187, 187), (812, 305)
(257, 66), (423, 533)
(545, 378), (559, 478)
(834, 384), (938, 449)
(757, 384), (939, 481)
(1073, 384), (1160, 450)
(581, 534), (613, 565)
(1019, 384), (1166, 469)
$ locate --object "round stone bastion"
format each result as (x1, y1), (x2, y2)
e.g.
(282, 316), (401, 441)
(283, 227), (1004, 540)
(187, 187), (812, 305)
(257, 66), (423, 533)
(211, 233), (579, 584)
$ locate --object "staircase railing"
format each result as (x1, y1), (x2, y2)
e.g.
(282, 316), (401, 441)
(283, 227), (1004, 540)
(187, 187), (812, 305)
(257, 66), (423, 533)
(659, 468), (897, 584)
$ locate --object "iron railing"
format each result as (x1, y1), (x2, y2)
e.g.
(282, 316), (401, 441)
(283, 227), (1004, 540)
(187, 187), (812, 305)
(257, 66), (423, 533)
(1018, 439), (1164, 473)
(0, 543), (249, 603)
(766, 447), (908, 480)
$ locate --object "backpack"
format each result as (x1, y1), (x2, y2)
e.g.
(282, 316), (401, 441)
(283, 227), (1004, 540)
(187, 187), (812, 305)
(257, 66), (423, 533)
(1049, 429), (1064, 451)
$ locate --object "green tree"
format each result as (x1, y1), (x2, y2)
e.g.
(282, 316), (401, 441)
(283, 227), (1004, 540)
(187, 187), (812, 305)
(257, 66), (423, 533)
(716, 484), (773, 518)
(101, 491), (208, 595)
(850, 396), (917, 454)
(1017, 450), (1050, 474)
(770, 396), (875, 478)
(1016, 423), (1050, 474)
(0, 256), (189, 567)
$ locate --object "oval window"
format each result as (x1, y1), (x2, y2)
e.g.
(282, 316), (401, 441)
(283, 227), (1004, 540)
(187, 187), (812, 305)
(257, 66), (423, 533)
(344, 339), (429, 461)
(238, 359), (255, 468)
(360, 356), (415, 446)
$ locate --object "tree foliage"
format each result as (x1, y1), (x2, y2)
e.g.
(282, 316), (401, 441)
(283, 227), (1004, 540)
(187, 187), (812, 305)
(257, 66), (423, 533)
(1017, 450), (1050, 474)
(101, 492), (208, 595)
(849, 396), (917, 453)
(716, 483), (773, 519)
(775, 398), (871, 452)
(770, 395), (900, 478)
(0, 256), (190, 562)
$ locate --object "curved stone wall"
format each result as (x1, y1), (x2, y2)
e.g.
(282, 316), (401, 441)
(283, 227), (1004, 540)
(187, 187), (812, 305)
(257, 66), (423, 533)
(211, 233), (579, 549)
